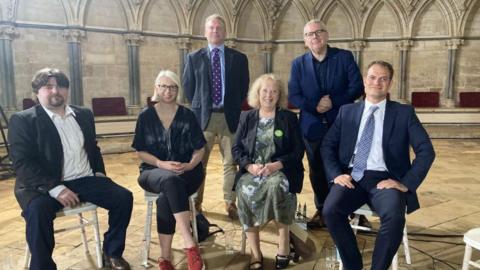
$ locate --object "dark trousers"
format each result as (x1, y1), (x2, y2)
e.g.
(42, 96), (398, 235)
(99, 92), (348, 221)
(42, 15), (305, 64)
(23, 176), (133, 270)
(322, 171), (406, 270)
(303, 137), (329, 210)
(138, 163), (203, 234)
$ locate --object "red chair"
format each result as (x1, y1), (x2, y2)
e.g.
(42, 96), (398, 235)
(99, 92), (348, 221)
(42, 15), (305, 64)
(22, 98), (36, 110)
(411, 92), (440, 108)
(459, 92), (480, 108)
(91, 97), (127, 116)
(146, 96), (157, 107)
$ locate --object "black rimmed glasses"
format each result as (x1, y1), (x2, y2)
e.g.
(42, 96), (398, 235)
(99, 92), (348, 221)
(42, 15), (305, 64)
(304, 29), (327, 38)
(158, 84), (178, 91)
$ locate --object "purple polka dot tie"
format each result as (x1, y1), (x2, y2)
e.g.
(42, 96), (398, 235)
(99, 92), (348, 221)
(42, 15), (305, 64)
(211, 48), (222, 106)
(351, 106), (379, 181)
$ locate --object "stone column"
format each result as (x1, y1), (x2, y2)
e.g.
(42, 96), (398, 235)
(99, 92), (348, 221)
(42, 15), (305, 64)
(349, 40), (366, 67)
(176, 38), (191, 104)
(395, 40), (413, 103)
(176, 37), (191, 78)
(0, 25), (18, 111)
(63, 29), (86, 106)
(262, 42), (275, 73)
(124, 33), (144, 108)
(444, 39), (464, 107)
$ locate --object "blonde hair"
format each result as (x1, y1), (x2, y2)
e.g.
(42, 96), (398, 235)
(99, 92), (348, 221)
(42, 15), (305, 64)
(247, 74), (288, 109)
(205, 14), (226, 29)
(152, 70), (182, 102)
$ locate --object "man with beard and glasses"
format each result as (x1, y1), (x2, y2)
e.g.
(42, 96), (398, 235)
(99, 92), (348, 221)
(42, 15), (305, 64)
(8, 68), (133, 270)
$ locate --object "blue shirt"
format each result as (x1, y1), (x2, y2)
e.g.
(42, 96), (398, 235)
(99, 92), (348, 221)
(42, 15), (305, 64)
(208, 44), (226, 108)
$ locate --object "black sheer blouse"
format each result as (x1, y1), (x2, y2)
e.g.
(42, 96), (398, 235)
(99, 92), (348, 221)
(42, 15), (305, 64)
(132, 105), (206, 172)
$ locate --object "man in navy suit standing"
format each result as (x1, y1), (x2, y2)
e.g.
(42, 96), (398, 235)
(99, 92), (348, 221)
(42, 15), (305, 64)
(288, 19), (364, 228)
(321, 61), (435, 270)
(183, 14), (249, 218)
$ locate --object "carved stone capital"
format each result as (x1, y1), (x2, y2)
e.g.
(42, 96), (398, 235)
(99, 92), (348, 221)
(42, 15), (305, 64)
(124, 33), (144, 46)
(62, 29), (86, 43)
(262, 42), (275, 53)
(396, 40), (414, 51)
(0, 25), (19, 40)
(445, 39), (464, 50)
(176, 37), (191, 50)
(349, 40), (366, 51)
(225, 39), (237, 48)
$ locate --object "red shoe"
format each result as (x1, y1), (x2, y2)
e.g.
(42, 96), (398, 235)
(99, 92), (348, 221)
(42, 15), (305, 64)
(184, 246), (204, 270)
(158, 257), (175, 270)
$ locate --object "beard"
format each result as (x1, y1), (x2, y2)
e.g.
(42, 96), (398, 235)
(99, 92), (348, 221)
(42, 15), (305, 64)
(48, 94), (65, 107)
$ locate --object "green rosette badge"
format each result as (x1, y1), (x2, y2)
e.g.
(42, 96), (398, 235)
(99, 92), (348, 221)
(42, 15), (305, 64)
(274, 129), (283, 137)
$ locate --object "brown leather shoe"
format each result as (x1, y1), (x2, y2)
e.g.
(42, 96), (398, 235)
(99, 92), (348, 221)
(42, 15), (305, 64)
(103, 254), (131, 270)
(307, 210), (326, 229)
(225, 202), (238, 220)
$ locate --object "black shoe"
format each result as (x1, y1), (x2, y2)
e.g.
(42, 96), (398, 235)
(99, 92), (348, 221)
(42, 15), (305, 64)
(358, 215), (372, 229)
(275, 254), (290, 269)
(103, 254), (131, 270)
(307, 210), (326, 229)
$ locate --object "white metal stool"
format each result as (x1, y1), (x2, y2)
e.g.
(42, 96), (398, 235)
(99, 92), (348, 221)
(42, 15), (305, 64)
(141, 191), (198, 267)
(462, 227), (480, 269)
(339, 204), (411, 270)
(23, 202), (103, 269)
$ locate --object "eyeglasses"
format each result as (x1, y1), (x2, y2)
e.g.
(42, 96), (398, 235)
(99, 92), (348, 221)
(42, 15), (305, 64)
(158, 84), (178, 91)
(366, 75), (391, 83)
(304, 29), (327, 38)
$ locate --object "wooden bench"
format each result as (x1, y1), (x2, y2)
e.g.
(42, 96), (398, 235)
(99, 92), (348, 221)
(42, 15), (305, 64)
(411, 92), (440, 108)
(92, 97), (127, 116)
(459, 92), (480, 108)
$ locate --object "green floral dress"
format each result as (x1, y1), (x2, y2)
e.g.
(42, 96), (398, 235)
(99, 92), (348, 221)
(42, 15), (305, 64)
(236, 117), (297, 229)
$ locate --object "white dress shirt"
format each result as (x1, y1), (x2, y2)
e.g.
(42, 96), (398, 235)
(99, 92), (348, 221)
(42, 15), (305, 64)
(44, 105), (93, 198)
(350, 99), (388, 172)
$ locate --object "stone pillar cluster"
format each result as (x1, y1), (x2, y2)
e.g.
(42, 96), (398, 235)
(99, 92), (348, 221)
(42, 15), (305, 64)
(444, 39), (464, 107)
(124, 33), (144, 107)
(0, 25), (18, 111)
(396, 40), (413, 103)
(63, 29), (86, 106)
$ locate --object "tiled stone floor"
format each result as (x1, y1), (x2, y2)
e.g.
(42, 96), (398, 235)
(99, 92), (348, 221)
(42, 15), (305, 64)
(0, 139), (479, 269)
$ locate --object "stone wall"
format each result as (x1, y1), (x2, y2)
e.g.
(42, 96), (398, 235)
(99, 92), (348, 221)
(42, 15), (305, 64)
(0, 0), (479, 113)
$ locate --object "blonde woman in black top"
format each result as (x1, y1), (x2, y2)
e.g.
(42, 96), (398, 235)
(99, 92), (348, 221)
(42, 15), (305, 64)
(132, 70), (206, 270)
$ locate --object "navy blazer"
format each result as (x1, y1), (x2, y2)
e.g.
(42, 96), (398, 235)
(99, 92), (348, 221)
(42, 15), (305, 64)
(288, 46), (364, 140)
(232, 109), (305, 193)
(8, 105), (106, 211)
(321, 101), (435, 214)
(183, 46), (249, 133)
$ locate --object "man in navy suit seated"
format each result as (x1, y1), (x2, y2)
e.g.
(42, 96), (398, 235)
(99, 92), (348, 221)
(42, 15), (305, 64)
(321, 61), (435, 270)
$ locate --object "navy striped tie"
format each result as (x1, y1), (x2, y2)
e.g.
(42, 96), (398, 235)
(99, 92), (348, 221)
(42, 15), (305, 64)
(351, 106), (379, 181)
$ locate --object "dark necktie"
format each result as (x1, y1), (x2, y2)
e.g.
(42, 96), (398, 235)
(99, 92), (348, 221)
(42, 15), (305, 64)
(351, 106), (379, 181)
(211, 48), (222, 106)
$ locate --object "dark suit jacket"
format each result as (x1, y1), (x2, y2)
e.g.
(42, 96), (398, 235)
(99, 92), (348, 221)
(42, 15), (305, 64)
(8, 105), (106, 211)
(321, 101), (435, 213)
(231, 109), (305, 193)
(288, 46), (364, 141)
(182, 46), (250, 133)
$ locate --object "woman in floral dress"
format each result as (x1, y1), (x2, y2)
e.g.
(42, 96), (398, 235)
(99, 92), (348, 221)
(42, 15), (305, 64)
(232, 74), (304, 269)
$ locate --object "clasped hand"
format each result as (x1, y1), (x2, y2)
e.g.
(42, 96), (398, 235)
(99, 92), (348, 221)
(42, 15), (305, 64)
(158, 160), (191, 175)
(333, 174), (408, 192)
(247, 163), (280, 177)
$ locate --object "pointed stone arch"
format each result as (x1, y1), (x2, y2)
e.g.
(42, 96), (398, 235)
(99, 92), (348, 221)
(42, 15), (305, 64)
(274, 0), (308, 40)
(187, 0), (230, 36)
(410, 0), (455, 37)
(361, 0), (405, 39)
(235, 0), (266, 40)
(459, 0), (480, 36)
(16, 0), (67, 25)
(141, 0), (181, 33)
(319, 0), (359, 39)
(83, 0), (129, 30)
